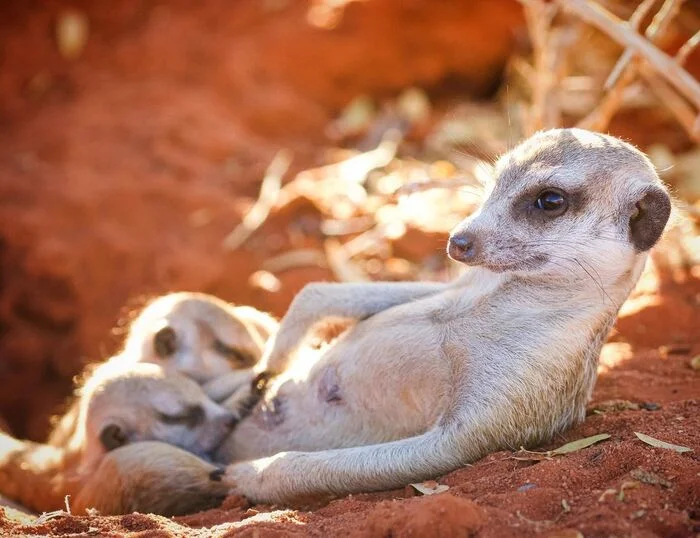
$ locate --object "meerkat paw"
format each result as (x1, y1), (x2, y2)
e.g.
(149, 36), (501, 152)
(218, 370), (272, 420)
(220, 460), (263, 502)
(203, 369), (257, 403)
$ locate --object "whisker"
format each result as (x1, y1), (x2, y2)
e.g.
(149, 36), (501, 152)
(572, 258), (617, 308)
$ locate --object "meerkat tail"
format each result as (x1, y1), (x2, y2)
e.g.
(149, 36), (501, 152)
(73, 442), (229, 516)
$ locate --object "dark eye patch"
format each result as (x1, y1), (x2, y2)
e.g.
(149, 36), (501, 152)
(511, 184), (586, 223)
(154, 326), (178, 357)
(213, 339), (255, 366)
(158, 404), (204, 428)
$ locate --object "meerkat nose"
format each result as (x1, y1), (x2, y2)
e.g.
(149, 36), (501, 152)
(447, 232), (479, 264)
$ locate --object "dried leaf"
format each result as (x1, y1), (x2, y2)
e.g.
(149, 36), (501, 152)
(590, 400), (639, 413)
(630, 469), (672, 488)
(551, 433), (611, 455)
(634, 432), (692, 453)
(410, 480), (449, 496)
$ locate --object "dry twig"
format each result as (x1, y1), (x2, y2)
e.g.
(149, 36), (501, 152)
(563, 0), (700, 140)
(223, 150), (292, 250)
(392, 177), (480, 199)
(519, 0), (560, 134)
(577, 0), (673, 131)
(605, 0), (683, 89)
(261, 249), (329, 273)
(676, 30), (700, 66)
(324, 239), (370, 282)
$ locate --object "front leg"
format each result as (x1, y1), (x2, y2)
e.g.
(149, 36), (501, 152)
(222, 427), (465, 505)
(203, 369), (257, 404)
(260, 281), (446, 374)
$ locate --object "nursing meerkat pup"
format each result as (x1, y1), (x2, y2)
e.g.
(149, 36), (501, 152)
(121, 292), (276, 382)
(48, 293), (277, 448)
(0, 362), (235, 514)
(77, 128), (672, 512)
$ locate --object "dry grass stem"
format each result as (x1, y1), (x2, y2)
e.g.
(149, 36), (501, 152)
(519, 0), (560, 134)
(639, 67), (700, 141)
(603, 0), (657, 90)
(676, 30), (700, 66)
(223, 150), (292, 250)
(560, 0), (700, 109)
(564, 0), (700, 140)
(261, 249), (329, 273)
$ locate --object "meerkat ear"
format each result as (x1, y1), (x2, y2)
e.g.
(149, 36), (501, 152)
(99, 423), (129, 451)
(153, 326), (178, 357)
(629, 185), (671, 251)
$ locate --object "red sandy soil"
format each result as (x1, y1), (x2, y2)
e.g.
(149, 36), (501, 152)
(0, 1), (699, 537)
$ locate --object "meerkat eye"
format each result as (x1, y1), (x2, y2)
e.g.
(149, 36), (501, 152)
(534, 189), (568, 215)
(153, 326), (178, 357)
(158, 404), (204, 428)
(213, 339), (254, 366)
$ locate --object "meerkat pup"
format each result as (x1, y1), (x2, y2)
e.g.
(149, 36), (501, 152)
(0, 362), (235, 515)
(71, 128), (673, 513)
(48, 293), (278, 448)
(119, 292), (278, 403)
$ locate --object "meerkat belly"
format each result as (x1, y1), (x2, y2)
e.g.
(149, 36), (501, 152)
(218, 312), (453, 462)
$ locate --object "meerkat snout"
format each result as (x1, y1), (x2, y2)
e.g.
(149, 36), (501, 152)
(447, 230), (479, 263)
(448, 128), (671, 279)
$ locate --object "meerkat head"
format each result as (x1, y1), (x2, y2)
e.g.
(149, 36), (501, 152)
(75, 362), (237, 473)
(122, 292), (275, 383)
(448, 128), (671, 286)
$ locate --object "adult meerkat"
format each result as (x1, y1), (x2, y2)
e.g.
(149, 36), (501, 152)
(0, 362), (235, 515)
(48, 293), (278, 448)
(70, 128), (673, 513)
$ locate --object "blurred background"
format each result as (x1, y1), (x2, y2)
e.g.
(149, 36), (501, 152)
(0, 0), (698, 441)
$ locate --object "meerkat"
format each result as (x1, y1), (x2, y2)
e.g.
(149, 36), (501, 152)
(48, 293), (278, 448)
(117, 292), (277, 404)
(0, 362), (235, 515)
(55, 128), (673, 513)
